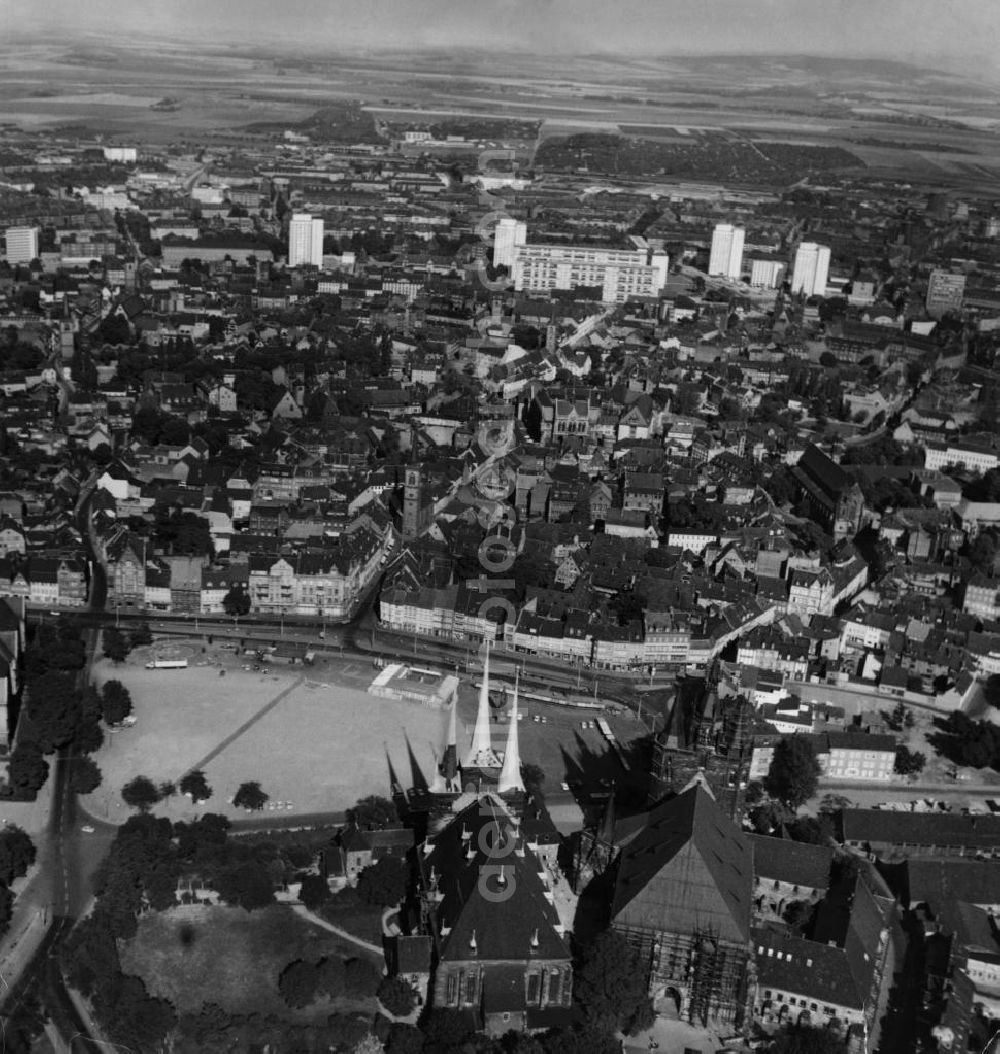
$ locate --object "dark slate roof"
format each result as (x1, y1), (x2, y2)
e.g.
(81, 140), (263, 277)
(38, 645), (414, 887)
(422, 795), (569, 967)
(907, 858), (1000, 911)
(611, 785), (753, 945)
(839, 808), (1000, 850)
(798, 443), (852, 500)
(938, 900), (1000, 960)
(754, 924), (862, 1009)
(749, 834), (833, 889)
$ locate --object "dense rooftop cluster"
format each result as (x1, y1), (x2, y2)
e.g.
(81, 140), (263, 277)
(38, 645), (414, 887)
(2, 112), (1000, 1054)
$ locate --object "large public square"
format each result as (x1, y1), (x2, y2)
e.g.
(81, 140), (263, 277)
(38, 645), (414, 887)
(81, 634), (645, 829)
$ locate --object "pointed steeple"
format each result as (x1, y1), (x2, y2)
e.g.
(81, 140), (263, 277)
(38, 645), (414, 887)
(498, 671), (524, 795)
(465, 642), (497, 768)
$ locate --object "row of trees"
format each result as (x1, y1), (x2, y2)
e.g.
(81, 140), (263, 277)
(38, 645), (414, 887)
(278, 955), (381, 1010)
(6, 619), (106, 800)
(930, 710), (1000, 770)
(121, 769), (217, 810)
(0, 826), (36, 936)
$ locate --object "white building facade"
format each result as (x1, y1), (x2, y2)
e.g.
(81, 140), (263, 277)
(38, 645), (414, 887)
(708, 223), (745, 280)
(791, 242), (831, 297)
(288, 213), (324, 268)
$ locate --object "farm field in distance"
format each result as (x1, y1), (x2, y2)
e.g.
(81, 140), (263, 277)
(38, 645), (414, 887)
(1, 41), (999, 188)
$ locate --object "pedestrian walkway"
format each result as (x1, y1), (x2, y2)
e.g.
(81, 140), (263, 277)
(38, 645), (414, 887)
(290, 903), (384, 957)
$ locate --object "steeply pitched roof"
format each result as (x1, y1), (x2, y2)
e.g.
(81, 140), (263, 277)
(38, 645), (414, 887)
(421, 795), (569, 967)
(749, 834), (833, 889)
(754, 923), (864, 1009)
(611, 785), (753, 945)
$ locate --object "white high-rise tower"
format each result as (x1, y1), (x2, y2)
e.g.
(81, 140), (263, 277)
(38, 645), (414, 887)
(791, 242), (831, 297)
(708, 223), (745, 280)
(493, 217), (527, 269)
(288, 213), (324, 267)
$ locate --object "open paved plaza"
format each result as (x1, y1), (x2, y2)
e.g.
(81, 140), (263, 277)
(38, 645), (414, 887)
(81, 636), (647, 827)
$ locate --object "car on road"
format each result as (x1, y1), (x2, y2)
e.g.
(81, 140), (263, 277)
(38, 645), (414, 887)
(81, 825), (95, 834)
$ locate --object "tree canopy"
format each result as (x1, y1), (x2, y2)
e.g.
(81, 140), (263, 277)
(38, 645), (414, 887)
(234, 781), (268, 811)
(222, 586), (252, 617)
(122, 775), (161, 812)
(348, 794), (397, 829)
(356, 856), (407, 907)
(765, 736), (822, 808)
(574, 930), (656, 1036)
(101, 680), (133, 725)
(70, 756), (103, 795)
(0, 827), (36, 885)
(179, 769), (212, 803)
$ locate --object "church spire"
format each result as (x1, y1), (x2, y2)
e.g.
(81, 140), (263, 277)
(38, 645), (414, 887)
(498, 670), (524, 794)
(465, 641), (496, 767)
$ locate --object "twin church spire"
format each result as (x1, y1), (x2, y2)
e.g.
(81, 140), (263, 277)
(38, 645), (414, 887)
(433, 642), (524, 795)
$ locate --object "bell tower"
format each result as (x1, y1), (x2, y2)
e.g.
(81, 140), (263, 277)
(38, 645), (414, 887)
(403, 464), (424, 540)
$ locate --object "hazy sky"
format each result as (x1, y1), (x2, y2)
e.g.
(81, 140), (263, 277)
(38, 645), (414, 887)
(4, 0), (999, 70)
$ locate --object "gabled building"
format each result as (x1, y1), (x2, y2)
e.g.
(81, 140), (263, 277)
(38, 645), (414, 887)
(793, 445), (865, 539)
(415, 793), (573, 1036)
(610, 782), (754, 1028)
(753, 866), (894, 1047)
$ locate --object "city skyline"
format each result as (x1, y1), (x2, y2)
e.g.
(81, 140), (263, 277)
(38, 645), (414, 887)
(4, 0), (1000, 77)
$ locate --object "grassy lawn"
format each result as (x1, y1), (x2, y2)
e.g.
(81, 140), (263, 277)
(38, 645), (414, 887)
(120, 904), (380, 1021)
(319, 889), (385, 946)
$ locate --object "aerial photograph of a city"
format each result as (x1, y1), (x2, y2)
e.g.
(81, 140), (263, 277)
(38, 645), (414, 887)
(2, 1), (1000, 1051)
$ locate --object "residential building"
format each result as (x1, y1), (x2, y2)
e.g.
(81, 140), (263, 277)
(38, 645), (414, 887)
(4, 226), (39, 264)
(790, 242), (831, 297)
(926, 270), (966, 317)
(708, 224), (745, 280)
(512, 244), (668, 303)
(288, 213), (324, 268)
(749, 257), (785, 289)
(493, 217), (527, 269)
